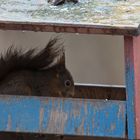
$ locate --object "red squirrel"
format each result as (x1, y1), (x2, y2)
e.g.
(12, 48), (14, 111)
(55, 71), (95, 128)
(0, 38), (74, 97)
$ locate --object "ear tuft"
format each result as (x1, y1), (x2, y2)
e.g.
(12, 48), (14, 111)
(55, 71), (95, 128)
(57, 48), (65, 68)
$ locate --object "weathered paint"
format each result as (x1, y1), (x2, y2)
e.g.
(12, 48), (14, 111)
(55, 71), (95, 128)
(0, 0), (140, 26)
(0, 95), (126, 138)
(0, 0), (140, 35)
(0, 21), (139, 36)
(124, 36), (140, 139)
(124, 36), (136, 139)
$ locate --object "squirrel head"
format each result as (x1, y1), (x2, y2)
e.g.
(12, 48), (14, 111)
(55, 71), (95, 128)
(42, 52), (74, 97)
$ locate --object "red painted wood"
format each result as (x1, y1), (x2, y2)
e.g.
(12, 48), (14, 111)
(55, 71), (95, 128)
(0, 21), (139, 36)
(124, 36), (140, 139)
(133, 36), (140, 138)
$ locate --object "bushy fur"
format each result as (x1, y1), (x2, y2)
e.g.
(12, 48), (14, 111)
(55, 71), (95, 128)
(0, 38), (64, 81)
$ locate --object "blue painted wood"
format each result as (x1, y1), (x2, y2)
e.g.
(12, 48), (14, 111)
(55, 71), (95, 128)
(0, 95), (126, 138)
(124, 36), (136, 139)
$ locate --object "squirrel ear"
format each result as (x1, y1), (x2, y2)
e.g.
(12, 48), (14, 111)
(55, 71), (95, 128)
(58, 51), (65, 68)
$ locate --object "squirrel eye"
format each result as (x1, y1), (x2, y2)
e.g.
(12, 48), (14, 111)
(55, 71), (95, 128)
(64, 80), (71, 87)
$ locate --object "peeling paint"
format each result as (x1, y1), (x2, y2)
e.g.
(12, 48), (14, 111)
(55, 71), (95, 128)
(75, 118), (84, 135)
(0, 0), (139, 26)
(6, 114), (12, 131)
(46, 111), (68, 134)
(39, 107), (44, 130)
(0, 95), (126, 138)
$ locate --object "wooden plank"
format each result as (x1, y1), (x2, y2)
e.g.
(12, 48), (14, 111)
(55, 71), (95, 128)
(62, 136), (126, 140)
(0, 20), (139, 36)
(0, 0), (140, 35)
(75, 83), (126, 100)
(0, 95), (126, 138)
(0, 133), (127, 140)
(124, 35), (140, 139)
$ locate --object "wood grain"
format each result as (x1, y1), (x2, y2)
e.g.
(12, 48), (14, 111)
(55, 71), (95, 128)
(0, 95), (126, 138)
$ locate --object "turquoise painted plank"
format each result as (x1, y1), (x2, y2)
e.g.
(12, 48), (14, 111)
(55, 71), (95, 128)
(0, 95), (126, 138)
(124, 36), (136, 139)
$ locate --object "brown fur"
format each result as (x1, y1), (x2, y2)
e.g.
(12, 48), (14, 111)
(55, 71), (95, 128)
(0, 37), (74, 98)
(0, 38), (62, 81)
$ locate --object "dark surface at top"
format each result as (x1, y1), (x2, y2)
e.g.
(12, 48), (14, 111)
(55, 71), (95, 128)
(0, 0), (140, 35)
